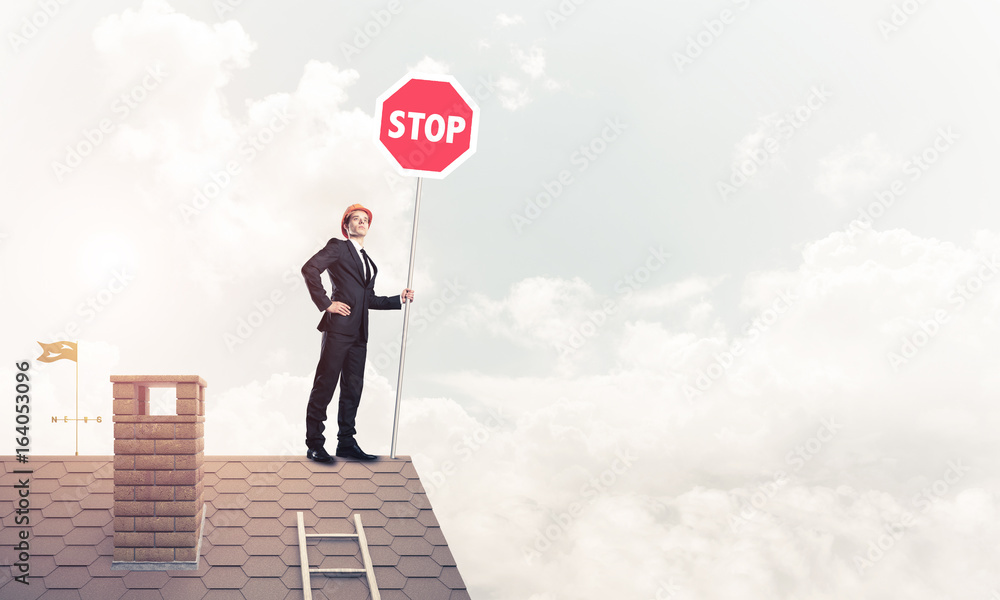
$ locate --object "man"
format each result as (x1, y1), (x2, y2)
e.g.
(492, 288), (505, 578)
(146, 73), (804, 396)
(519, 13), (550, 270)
(301, 204), (415, 463)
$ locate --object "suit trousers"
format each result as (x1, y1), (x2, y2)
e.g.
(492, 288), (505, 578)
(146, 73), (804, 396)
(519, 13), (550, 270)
(305, 329), (368, 449)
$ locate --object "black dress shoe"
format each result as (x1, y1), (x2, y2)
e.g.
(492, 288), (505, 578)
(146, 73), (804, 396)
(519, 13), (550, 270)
(306, 447), (333, 463)
(335, 441), (377, 461)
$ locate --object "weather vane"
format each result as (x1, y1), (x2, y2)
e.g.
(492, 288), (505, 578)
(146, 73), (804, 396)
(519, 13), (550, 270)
(37, 341), (102, 456)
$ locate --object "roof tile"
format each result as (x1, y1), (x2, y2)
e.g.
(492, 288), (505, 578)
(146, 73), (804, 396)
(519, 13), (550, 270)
(64, 527), (106, 546)
(37, 590), (84, 600)
(244, 517), (286, 537)
(120, 590), (163, 600)
(79, 576), (129, 600)
(3, 456), (465, 598)
(415, 510), (440, 528)
(368, 459), (406, 473)
(309, 471), (346, 487)
(70, 510), (110, 528)
(53, 546), (100, 566)
(368, 545), (401, 567)
(207, 526), (250, 546)
(245, 485), (283, 502)
(313, 576), (369, 598)
(311, 486), (349, 503)
(204, 545), (250, 567)
(439, 566), (466, 589)
(423, 527), (447, 546)
(208, 509), (250, 529)
(215, 463), (251, 480)
(44, 565), (92, 589)
(159, 576), (210, 599)
(276, 478), (314, 494)
(211, 493), (251, 510)
(374, 566), (407, 589)
(276, 463), (312, 480)
(241, 577), (289, 599)
(404, 479), (426, 494)
(35, 517), (75, 536)
(214, 479), (250, 494)
(241, 555), (288, 577)
(384, 519), (426, 538)
(246, 472), (282, 487)
(57, 473), (95, 487)
(244, 536), (286, 557)
(375, 486), (413, 501)
(344, 493), (382, 510)
(122, 570), (170, 589)
(431, 546), (457, 568)
(338, 462), (374, 479)
(341, 478), (377, 494)
(371, 472), (409, 487)
(276, 494), (316, 510)
(380, 501), (420, 519)
(402, 576), (452, 599)
(391, 537), (434, 557)
(201, 565), (249, 589)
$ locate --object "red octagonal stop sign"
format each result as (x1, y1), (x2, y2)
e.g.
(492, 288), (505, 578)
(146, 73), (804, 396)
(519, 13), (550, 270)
(374, 73), (480, 179)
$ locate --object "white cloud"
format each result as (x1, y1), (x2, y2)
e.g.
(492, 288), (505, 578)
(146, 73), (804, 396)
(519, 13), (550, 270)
(427, 228), (1000, 598)
(496, 75), (531, 110)
(409, 55), (450, 75)
(454, 276), (596, 349)
(816, 133), (902, 206)
(495, 13), (524, 28)
(512, 44), (546, 79)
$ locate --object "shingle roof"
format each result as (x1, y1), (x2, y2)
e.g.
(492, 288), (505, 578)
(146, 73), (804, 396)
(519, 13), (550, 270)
(0, 456), (470, 600)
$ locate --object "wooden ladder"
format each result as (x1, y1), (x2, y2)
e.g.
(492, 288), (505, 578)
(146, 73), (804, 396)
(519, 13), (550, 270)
(296, 511), (381, 600)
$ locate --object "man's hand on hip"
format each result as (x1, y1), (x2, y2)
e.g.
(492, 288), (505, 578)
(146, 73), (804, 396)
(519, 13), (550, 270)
(327, 301), (351, 316)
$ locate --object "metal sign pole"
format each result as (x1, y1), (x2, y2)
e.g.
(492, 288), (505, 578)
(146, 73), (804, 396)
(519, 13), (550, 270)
(390, 176), (422, 459)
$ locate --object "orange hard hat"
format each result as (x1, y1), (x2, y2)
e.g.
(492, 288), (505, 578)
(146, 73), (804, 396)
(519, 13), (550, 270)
(341, 204), (373, 238)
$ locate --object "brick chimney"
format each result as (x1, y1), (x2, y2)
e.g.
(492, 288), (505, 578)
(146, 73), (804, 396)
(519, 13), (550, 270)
(110, 375), (207, 570)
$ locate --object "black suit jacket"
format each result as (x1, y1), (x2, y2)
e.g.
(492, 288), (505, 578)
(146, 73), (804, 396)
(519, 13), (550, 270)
(301, 238), (402, 341)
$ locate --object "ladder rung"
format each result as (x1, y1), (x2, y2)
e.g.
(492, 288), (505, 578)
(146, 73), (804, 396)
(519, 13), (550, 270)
(297, 511), (381, 600)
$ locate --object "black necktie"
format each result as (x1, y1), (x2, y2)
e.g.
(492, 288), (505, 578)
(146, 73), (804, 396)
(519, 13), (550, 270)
(360, 249), (372, 284)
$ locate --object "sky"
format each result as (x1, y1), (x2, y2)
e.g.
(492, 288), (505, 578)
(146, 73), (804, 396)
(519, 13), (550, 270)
(3, 0), (1000, 598)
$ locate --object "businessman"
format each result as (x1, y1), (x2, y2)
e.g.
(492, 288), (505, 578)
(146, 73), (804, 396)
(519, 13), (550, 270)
(301, 203), (415, 463)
